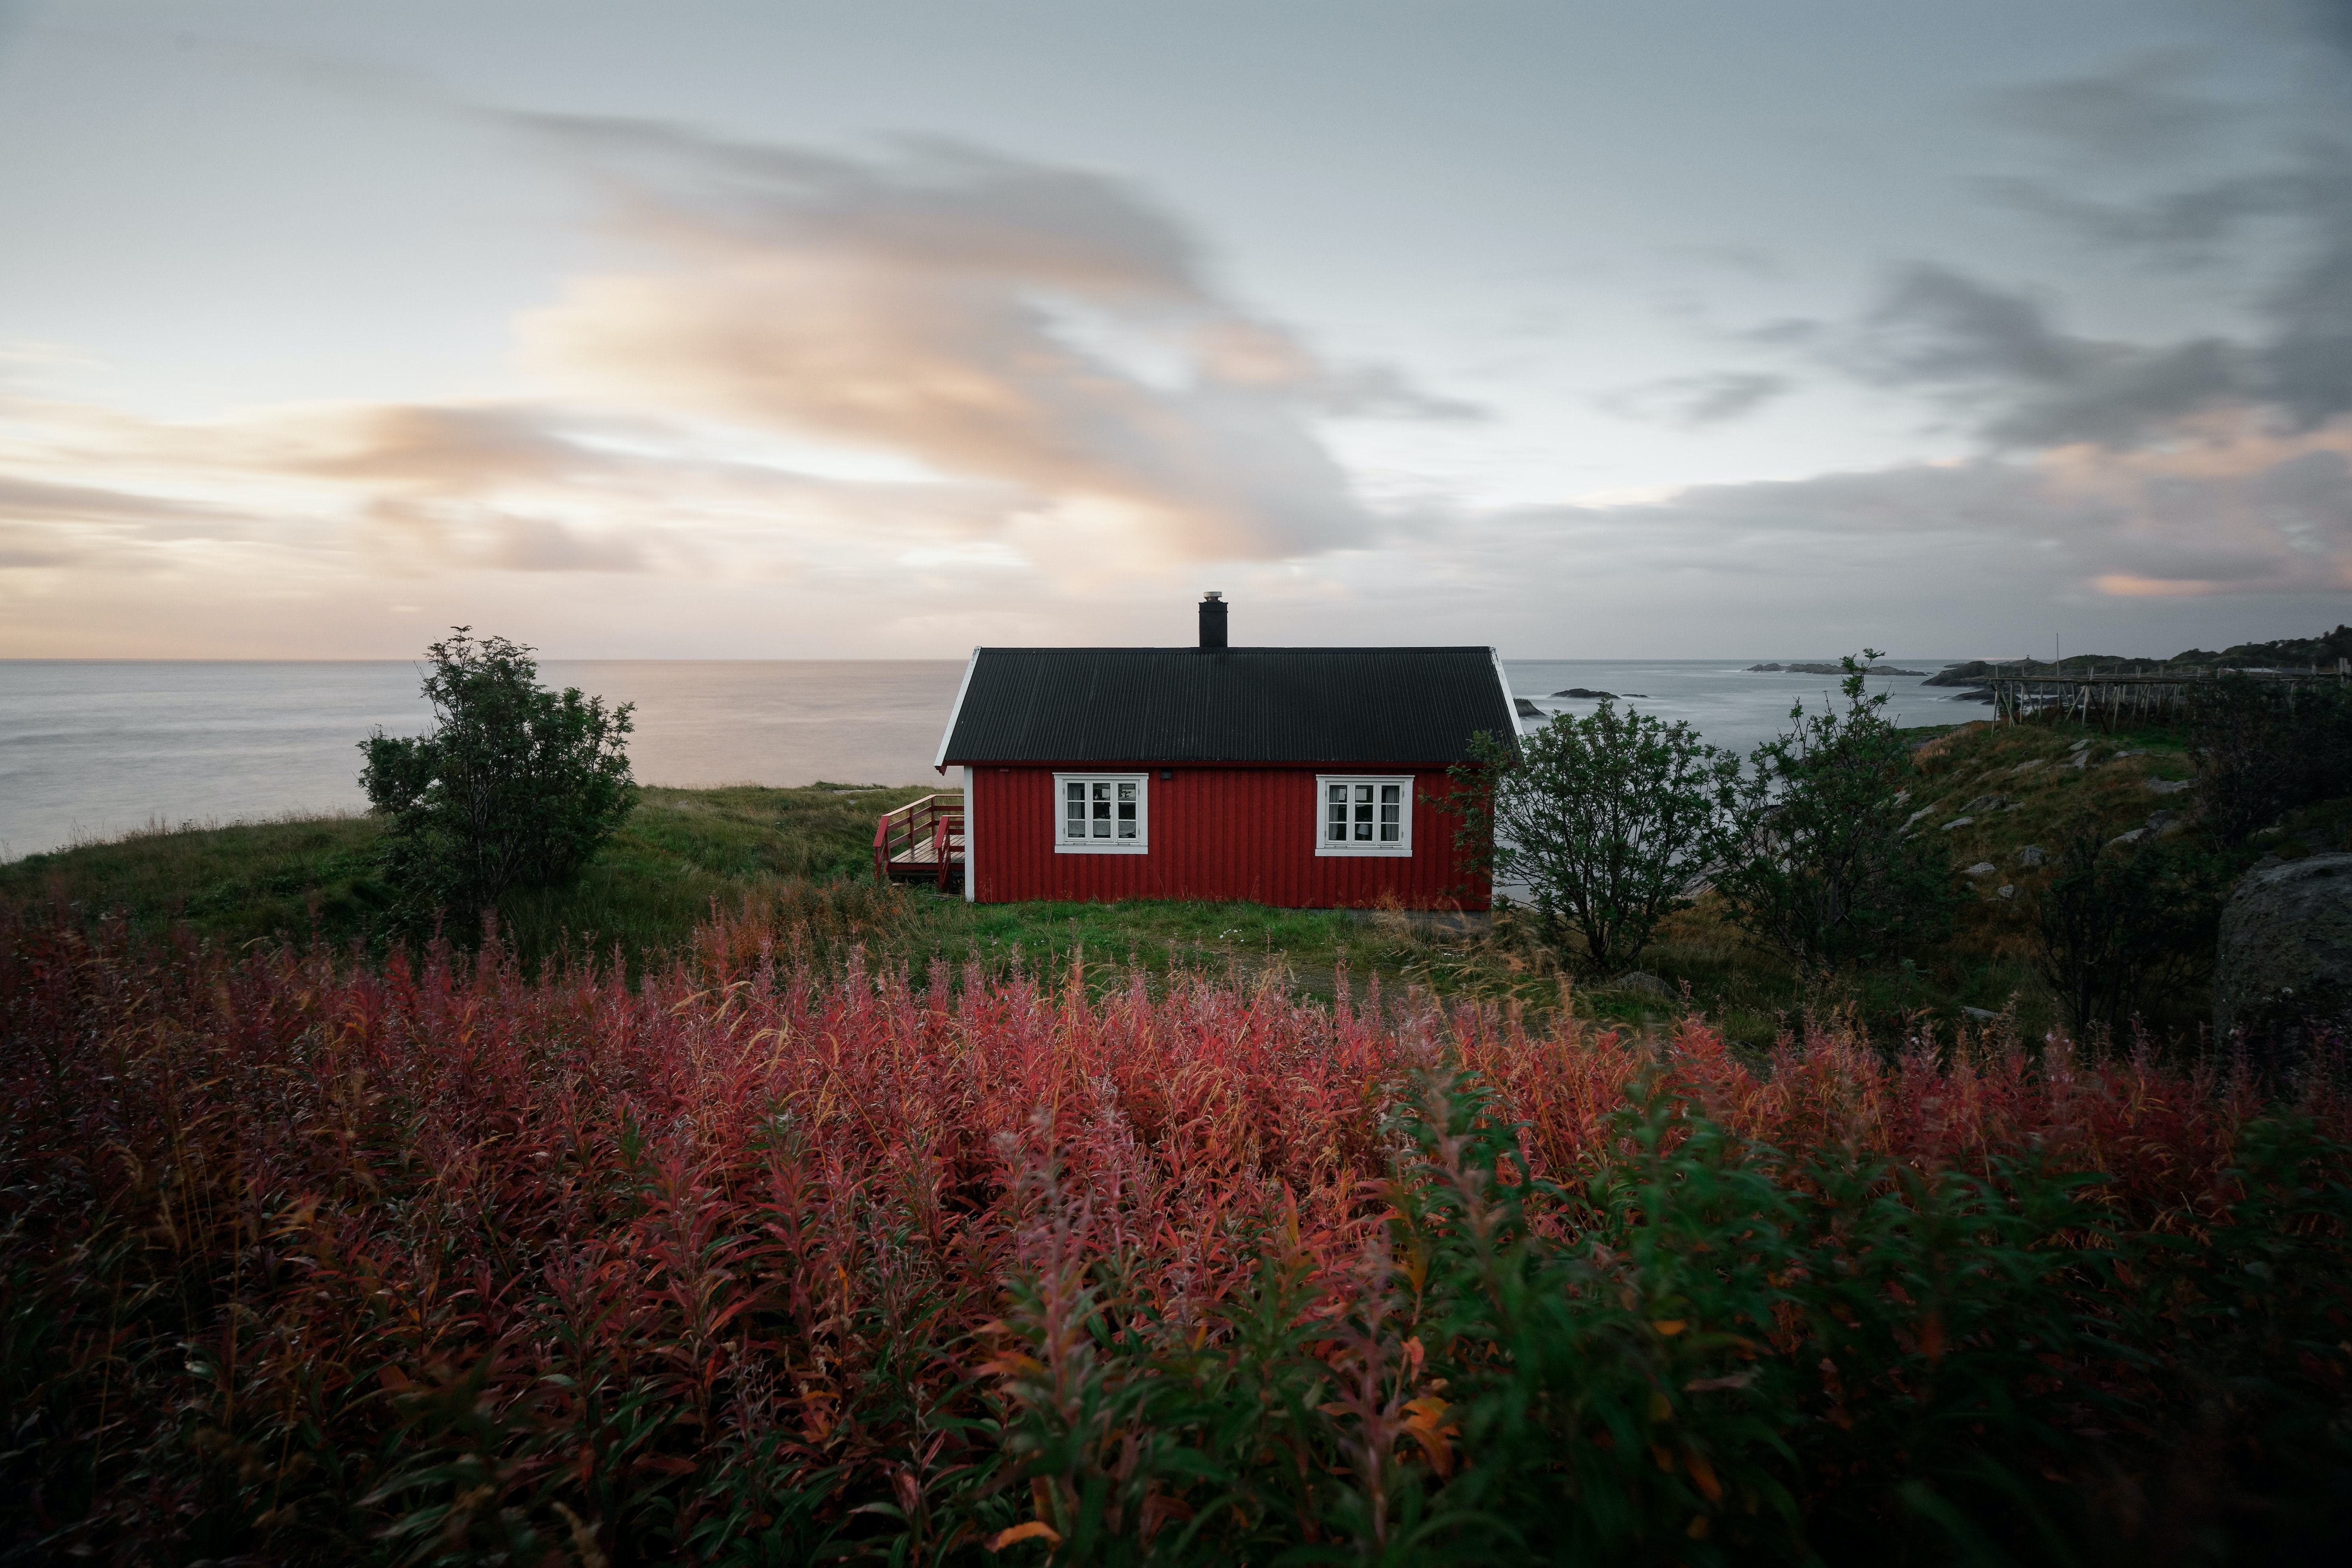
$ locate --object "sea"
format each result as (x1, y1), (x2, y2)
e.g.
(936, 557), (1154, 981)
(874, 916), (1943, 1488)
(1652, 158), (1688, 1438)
(0, 657), (1983, 862)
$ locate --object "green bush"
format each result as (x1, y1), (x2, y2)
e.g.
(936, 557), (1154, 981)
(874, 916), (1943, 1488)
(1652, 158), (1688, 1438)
(2031, 817), (2219, 1039)
(1447, 702), (1734, 971)
(2191, 672), (2352, 844)
(358, 628), (637, 929)
(1710, 651), (1955, 969)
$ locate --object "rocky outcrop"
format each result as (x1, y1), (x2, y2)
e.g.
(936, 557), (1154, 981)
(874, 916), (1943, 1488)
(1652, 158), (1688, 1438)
(1550, 687), (1617, 699)
(1514, 697), (1545, 719)
(2215, 853), (2352, 1071)
(1749, 661), (1927, 676)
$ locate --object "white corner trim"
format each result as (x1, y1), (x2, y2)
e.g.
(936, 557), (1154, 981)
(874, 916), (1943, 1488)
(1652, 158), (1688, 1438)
(1314, 773), (1416, 857)
(960, 765), (976, 901)
(933, 648), (981, 771)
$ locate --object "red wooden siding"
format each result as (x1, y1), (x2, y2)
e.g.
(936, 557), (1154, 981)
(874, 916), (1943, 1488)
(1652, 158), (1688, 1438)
(967, 764), (1488, 909)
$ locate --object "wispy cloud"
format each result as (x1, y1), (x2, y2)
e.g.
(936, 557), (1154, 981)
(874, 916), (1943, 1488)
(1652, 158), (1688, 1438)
(509, 120), (1470, 562)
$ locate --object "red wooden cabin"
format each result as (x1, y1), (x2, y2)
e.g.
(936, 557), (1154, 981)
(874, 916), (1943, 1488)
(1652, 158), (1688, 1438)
(930, 593), (1518, 909)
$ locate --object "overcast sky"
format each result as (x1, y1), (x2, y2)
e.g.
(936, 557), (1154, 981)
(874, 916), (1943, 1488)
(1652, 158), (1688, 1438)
(1, 0), (2346, 659)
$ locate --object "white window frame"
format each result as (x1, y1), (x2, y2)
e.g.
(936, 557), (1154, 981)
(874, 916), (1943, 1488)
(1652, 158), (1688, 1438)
(1315, 774), (1414, 857)
(1053, 772), (1150, 854)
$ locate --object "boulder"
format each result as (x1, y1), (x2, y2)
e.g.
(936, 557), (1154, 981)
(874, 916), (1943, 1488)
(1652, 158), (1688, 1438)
(2146, 777), (2193, 795)
(2215, 853), (2352, 1071)
(1964, 862), (1997, 877)
(1615, 970), (1677, 1000)
(2017, 845), (2046, 866)
(1942, 815), (1975, 831)
(1514, 697), (1545, 718)
(1549, 687), (1618, 699)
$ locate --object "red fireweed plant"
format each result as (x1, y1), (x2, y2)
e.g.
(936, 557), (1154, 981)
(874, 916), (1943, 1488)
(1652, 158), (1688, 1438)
(2, 899), (2348, 1566)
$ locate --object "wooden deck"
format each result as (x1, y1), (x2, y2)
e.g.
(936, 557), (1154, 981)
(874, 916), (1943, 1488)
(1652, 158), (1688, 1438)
(873, 794), (964, 888)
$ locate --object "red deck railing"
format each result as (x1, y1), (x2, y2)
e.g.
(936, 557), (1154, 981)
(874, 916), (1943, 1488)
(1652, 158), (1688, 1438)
(872, 794), (964, 887)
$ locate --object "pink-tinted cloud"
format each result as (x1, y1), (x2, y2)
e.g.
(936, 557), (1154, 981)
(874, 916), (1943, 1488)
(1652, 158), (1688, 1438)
(511, 126), (1443, 562)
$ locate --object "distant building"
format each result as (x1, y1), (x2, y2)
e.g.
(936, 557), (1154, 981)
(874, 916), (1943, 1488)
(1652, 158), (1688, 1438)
(928, 593), (1517, 909)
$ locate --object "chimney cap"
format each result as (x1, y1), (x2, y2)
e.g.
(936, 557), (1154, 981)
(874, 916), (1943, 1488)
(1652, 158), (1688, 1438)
(1202, 590), (1223, 601)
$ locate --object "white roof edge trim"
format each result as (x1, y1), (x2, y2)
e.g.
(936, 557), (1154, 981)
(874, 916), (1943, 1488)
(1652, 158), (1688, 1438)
(934, 647), (981, 772)
(1489, 647), (1523, 739)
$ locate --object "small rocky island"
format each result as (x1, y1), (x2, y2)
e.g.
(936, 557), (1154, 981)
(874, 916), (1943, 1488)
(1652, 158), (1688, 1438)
(1747, 661), (1928, 677)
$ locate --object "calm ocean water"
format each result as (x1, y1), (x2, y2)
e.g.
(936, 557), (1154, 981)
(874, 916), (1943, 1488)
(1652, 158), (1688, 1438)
(0, 657), (1980, 861)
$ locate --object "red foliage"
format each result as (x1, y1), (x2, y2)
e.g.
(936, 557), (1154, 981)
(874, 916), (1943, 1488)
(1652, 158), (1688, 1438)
(2, 901), (2342, 1560)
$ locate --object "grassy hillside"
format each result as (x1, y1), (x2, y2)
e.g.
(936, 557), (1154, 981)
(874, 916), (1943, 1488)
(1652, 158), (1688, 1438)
(9, 713), (2340, 1044)
(0, 783), (943, 963)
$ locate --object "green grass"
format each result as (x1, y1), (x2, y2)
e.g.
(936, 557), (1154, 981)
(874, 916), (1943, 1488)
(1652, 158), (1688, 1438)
(10, 714), (2334, 1047)
(0, 784), (950, 966)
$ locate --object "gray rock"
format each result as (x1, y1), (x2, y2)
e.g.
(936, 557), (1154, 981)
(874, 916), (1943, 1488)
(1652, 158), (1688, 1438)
(2146, 777), (2193, 795)
(2215, 853), (2352, 1071)
(1751, 661), (1927, 676)
(1964, 862), (1997, 877)
(1942, 816), (1976, 831)
(1962, 1005), (2001, 1022)
(2017, 845), (2045, 866)
(1904, 805), (1936, 827)
(1615, 970), (1676, 1000)
(2109, 827), (2147, 846)
(1997, 884), (2017, 900)
(1514, 697), (1545, 719)
(1549, 687), (1617, 699)
(2010, 759), (2046, 775)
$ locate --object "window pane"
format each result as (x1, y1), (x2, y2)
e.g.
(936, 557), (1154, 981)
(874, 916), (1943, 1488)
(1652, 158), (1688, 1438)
(1327, 784), (1346, 840)
(1118, 782), (1136, 802)
(1380, 784), (1401, 843)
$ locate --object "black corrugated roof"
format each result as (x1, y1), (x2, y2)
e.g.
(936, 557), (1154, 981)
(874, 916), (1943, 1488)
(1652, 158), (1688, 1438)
(937, 647), (1518, 765)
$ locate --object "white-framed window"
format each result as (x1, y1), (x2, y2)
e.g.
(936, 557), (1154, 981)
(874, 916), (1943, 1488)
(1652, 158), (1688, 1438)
(1316, 775), (1414, 856)
(1053, 773), (1149, 853)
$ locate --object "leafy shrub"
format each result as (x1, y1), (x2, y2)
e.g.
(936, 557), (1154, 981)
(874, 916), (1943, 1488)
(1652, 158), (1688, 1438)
(359, 628), (637, 926)
(1445, 702), (1734, 971)
(2031, 817), (2219, 1039)
(1711, 651), (1956, 968)
(2191, 672), (2352, 844)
